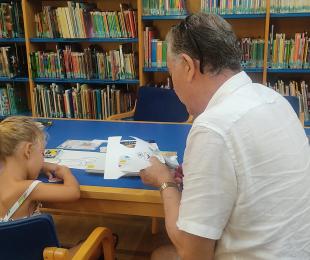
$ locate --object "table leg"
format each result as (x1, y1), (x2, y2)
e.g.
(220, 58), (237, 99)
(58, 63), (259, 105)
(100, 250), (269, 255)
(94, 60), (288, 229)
(151, 217), (159, 234)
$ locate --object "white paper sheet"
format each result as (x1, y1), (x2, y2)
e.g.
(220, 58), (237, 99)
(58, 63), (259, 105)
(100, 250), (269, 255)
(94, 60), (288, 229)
(104, 136), (165, 179)
(57, 139), (104, 150)
(45, 150), (106, 171)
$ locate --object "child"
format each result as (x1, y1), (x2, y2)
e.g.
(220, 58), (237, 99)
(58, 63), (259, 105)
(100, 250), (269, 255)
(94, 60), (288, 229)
(0, 116), (80, 222)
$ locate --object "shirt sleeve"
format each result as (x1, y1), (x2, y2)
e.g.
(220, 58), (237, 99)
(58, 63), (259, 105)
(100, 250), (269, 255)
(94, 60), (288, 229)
(177, 125), (237, 240)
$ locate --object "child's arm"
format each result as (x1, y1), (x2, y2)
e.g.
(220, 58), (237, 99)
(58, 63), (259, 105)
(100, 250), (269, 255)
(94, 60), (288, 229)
(30, 163), (80, 202)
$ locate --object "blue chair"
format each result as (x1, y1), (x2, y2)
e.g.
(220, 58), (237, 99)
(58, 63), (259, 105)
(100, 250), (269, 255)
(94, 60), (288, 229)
(284, 96), (300, 116)
(0, 214), (115, 260)
(108, 86), (190, 122)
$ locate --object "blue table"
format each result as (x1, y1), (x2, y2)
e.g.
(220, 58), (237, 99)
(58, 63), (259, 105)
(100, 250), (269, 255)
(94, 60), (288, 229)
(42, 119), (191, 218)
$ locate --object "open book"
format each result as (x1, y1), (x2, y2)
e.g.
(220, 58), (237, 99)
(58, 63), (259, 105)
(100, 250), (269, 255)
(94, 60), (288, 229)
(44, 136), (178, 179)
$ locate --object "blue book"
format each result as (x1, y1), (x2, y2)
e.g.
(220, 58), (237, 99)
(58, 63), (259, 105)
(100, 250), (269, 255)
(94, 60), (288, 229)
(96, 89), (102, 119)
(151, 39), (157, 67)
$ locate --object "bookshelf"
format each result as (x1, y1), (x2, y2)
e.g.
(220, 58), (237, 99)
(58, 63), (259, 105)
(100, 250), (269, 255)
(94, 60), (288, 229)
(0, 1), (29, 118)
(0, 0), (307, 124)
(140, 0), (268, 87)
(21, 0), (139, 120)
(267, 4), (310, 125)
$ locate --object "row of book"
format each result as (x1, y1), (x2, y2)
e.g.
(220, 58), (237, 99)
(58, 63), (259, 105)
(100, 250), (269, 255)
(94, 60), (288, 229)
(270, 0), (310, 13)
(143, 30), (264, 69)
(33, 83), (135, 119)
(240, 38), (264, 68)
(35, 2), (137, 39)
(201, 0), (310, 14)
(0, 83), (28, 116)
(0, 2), (24, 38)
(201, 0), (266, 14)
(143, 27), (167, 68)
(30, 45), (137, 80)
(268, 80), (310, 121)
(142, 0), (187, 15)
(269, 31), (310, 69)
(0, 45), (27, 78)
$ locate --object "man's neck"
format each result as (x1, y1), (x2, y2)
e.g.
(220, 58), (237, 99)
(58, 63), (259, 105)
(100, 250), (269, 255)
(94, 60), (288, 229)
(191, 69), (239, 117)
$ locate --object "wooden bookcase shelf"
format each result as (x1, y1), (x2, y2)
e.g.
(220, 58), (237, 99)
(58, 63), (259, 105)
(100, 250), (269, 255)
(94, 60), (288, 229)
(267, 69), (310, 74)
(0, 38), (25, 43)
(0, 0), (307, 123)
(33, 78), (140, 85)
(30, 38), (139, 43)
(142, 15), (187, 20)
(270, 12), (310, 18)
(0, 77), (29, 83)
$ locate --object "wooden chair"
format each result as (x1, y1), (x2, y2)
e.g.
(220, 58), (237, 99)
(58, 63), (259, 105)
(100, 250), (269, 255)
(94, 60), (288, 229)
(108, 86), (191, 123)
(0, 214), (115, 260)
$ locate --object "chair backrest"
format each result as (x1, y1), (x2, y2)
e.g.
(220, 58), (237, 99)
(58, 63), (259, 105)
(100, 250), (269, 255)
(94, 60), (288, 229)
(0, 214), (60, 260)
(283, 96), (300, 116)
(134, 86), (189, 122)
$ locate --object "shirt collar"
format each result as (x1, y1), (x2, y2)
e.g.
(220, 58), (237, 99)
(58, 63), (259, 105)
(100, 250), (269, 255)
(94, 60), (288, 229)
(206, 71), (252, 110)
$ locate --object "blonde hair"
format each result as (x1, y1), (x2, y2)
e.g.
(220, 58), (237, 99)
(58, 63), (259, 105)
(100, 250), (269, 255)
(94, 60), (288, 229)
(0, 116), (45, 161)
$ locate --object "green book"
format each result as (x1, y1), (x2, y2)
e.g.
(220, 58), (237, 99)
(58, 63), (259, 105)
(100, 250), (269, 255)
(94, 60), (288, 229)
(162, 41), (167, 67)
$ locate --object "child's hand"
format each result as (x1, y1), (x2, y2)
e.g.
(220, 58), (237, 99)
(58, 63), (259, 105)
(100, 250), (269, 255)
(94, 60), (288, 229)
(52, 165), (70, 180)
(42, 162), (59, 180)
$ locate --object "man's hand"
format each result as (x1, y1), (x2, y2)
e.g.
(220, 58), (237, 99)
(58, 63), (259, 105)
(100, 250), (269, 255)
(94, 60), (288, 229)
(140, 157), (175, 188)
(174, 165), (184, 185)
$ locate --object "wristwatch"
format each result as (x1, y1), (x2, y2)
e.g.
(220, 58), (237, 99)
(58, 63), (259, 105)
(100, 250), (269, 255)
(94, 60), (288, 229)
(159, 182), (179, 193)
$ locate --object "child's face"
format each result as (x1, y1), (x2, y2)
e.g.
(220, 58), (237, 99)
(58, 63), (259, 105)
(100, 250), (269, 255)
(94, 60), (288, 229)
(27, 140), (45, 179)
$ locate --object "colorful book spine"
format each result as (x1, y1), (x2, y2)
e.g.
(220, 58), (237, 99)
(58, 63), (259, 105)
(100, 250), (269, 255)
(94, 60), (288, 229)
(31, 44), (137, 80)
(144, 27), (167, 68)
(0, 2), (24, 38)
(269, 31), (310, 69)
(201, 0), (266, 14)
(270, 0), (310, 13)
(143, 0), (187, 15)
(35, 2), (137, 39)
(240, 38), (264, 68)
(0, 83), (28, 116)
(0, 45), (27, 78)
(33, 83), (135, 119)
(268, 80), (310, 121)
(151, 39), (158, 67)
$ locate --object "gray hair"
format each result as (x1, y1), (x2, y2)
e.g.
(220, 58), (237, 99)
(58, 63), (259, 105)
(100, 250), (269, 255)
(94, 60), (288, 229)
(166, 13), (241, 74)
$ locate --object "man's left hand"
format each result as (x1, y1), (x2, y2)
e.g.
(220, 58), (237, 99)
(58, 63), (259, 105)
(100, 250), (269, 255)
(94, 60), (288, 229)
(140, 157), (175, 188)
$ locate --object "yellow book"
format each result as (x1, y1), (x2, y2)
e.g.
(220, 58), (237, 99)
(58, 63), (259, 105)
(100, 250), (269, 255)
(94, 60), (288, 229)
(116, 89), (121, 114)
(60, 8), (70, 38)
(55, 9), (64, 38)
(157, 41), (162, 68)
(279, 34), (284, 65)
(64, 7), (73, 38)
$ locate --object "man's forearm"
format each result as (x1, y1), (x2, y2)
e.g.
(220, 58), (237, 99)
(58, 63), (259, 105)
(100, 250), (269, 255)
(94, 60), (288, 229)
(161, 187), (185, 254)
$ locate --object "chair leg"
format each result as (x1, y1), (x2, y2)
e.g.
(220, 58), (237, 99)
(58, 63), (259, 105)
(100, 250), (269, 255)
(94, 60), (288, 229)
(43, 247), (69, 260)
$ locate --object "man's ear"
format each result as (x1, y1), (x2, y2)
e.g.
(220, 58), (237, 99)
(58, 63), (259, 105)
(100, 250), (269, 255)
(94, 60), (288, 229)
(181, 53), (196, 82)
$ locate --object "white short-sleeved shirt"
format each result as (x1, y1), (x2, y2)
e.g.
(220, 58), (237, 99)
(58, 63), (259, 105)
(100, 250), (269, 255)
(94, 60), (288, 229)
(177, 71), (310, 259)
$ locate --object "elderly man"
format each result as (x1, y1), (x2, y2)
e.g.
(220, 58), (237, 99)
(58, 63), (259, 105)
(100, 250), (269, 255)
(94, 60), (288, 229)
(140, 13), (310, 260)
